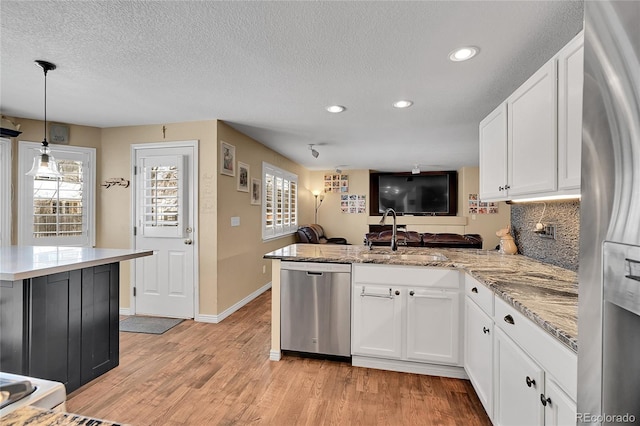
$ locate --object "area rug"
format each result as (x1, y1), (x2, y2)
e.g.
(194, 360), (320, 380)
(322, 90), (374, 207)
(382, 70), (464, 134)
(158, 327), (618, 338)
(119, 316), (183, 335)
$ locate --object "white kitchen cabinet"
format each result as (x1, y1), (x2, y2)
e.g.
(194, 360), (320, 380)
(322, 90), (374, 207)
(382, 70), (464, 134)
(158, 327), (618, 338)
(464, 296), (494, 419)
(351, 264), (463, 376)
(352, 283), (402, 359)
(478, 32), (584, 202)
(542, 376), (578, 426)
(406, 288), (459, 364)
(494, 327), (545, 426)
(557, 31), (584, 192)
(507, 59), (558, 197)
(479, 103), (509, 201)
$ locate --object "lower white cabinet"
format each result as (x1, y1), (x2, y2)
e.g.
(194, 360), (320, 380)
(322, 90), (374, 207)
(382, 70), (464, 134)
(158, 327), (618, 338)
(351, 283), (402, 358)
(406, 288), (459, 364)
(542, 376), (577, 426)
(494, 327), (545, 426)
(464, 296), (494, 418)
(351, 264), (462, 372)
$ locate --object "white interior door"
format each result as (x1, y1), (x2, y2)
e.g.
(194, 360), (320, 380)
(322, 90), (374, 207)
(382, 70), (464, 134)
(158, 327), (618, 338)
(133, 143), (197, 318)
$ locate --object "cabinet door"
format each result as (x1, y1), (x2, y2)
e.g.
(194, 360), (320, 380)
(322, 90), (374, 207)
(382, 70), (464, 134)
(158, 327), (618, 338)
(507, 60), (558, 197)
(494, 328), (544, 426)
(479, 103), (508, 201)
(557, 32), (584, 191)
(464, 298), (493, 419)
(352, 284), (402, 358)
(81, 263), (120, 385)
(29, 270), (82, 392)
(543, 377), (577, 426)
(406, 288), (460, 364)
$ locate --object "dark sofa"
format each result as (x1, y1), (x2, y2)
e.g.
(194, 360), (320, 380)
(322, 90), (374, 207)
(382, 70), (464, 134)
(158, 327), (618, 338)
(365, 230), (483, 249)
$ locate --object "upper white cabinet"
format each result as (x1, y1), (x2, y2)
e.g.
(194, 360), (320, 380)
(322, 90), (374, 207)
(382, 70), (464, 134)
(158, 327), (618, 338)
(557, 33), (584, 191)
(479, 104), (509, 200)
(479, 31), (584, 202)
(507, 59), (558, 197)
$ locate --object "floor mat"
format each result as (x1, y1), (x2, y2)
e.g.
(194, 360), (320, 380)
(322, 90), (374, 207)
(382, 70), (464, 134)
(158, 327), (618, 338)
(119, 316), (183, 334)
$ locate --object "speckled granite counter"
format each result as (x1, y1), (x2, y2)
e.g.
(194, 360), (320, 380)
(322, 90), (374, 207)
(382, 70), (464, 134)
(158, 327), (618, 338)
(0, 406), (124, 425)
(264, 244), (578, 353)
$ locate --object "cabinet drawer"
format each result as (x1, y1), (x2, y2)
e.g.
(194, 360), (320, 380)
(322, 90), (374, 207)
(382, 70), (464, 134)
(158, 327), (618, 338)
(353, 264), (459, 289)
(465, 274), (493, 315)
(494, 296), (577, 400)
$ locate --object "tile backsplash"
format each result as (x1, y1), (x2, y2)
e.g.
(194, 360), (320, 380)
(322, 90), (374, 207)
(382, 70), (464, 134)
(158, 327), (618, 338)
(510, 200), (580, 272)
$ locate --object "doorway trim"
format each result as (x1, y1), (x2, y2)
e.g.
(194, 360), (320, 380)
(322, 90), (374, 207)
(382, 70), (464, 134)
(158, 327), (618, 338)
(129, 140), (199, 318)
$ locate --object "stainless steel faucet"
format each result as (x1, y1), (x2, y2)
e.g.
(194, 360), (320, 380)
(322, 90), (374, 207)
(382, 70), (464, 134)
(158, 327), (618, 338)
(379, 208), (398, 251)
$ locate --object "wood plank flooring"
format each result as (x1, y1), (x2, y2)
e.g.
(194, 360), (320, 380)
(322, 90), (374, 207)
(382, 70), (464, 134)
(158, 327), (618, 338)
(66, 290), (491, 425)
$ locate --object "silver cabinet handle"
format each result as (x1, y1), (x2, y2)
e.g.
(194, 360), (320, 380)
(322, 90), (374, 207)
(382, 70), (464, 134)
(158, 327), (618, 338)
(360, 287), (394, 299)
(184, 239), (193, 245)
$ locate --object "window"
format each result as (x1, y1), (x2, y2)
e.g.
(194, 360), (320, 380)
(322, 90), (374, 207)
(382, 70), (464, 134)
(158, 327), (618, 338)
(262, 162), (297, 240)
(18, 141), (96, 247)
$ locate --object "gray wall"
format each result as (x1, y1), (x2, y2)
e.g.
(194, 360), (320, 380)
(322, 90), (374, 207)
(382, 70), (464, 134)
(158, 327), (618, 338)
(510, 200), (580, 271)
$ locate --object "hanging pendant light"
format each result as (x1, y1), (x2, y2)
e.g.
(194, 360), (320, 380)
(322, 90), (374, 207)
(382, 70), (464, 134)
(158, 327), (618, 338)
(26, 60), (62, 179)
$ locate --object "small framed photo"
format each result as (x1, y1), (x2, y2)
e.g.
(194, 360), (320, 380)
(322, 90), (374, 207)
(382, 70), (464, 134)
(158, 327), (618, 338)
(50, 123), (69, 144)
(237, 162), (249, 192)
(220, 141), (235, 176)
(251, 178), (261, 205)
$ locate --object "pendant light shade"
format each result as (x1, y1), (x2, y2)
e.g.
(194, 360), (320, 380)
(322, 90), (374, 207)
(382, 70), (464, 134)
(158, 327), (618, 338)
(27, 60), (62, 179)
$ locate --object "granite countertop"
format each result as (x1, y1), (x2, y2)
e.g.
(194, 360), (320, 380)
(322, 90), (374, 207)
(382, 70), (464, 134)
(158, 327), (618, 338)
(0, 246), (154, 281)
(265, 244), (578, 353)
(0, 406), (124, 425)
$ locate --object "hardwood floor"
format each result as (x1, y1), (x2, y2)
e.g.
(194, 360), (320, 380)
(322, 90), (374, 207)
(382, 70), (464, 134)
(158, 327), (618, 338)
(66, 290), (491, 425)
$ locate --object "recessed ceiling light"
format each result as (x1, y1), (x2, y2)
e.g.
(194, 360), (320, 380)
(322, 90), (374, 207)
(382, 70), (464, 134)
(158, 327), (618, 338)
(326, 105), (346, 113)
(449, 46), (479, 62)
(393, 100), (413, 109)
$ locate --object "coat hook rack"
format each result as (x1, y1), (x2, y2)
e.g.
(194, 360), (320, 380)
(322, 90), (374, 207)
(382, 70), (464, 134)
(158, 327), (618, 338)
(101, 178), (130, 189)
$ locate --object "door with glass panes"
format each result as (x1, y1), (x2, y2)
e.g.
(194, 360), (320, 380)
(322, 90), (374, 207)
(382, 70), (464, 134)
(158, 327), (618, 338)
(133, 143), (196, 318)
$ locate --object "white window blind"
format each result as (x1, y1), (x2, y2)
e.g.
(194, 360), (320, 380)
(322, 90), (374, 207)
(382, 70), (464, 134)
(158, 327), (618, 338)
(138, 155), (184, 238)
(262, 162), (297, 240)
(18, 142), (96, 247)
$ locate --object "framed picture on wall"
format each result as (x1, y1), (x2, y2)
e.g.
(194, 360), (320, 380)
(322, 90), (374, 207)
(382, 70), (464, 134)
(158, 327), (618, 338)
(220, 141), (235, 176)
(237, 162), (249, 192)
(251, 178), (261, 205)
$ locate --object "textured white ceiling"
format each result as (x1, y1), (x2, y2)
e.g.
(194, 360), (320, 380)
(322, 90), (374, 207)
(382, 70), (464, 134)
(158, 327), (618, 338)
(0, 1), (584, 172)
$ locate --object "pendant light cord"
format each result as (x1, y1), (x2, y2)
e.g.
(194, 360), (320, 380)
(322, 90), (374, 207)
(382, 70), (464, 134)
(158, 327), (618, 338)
(43, 66), (48, 146)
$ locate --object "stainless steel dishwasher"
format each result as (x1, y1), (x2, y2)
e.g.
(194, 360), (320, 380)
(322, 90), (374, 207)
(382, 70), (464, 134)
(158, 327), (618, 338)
(280, 261), (351, 357)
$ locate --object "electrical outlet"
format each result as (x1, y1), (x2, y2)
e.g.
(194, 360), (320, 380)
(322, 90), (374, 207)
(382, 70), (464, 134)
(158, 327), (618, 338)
(540, 224), (556, 239)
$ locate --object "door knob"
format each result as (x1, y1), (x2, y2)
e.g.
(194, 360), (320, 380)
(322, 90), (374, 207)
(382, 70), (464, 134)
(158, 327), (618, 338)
(184, 239), (193, 245)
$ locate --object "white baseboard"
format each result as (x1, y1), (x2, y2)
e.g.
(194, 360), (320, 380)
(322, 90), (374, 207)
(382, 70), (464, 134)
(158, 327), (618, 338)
(119, 307), (131, 316)
(270, 350), (282, 361)
(195, 281), (272, 324)
(352, 356), (468, 379)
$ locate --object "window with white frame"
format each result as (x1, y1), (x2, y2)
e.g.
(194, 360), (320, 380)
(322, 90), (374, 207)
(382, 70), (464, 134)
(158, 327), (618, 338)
(18, 141), (96, 247)
(262, 162), (297, 240)
(0, 138), (11, 246)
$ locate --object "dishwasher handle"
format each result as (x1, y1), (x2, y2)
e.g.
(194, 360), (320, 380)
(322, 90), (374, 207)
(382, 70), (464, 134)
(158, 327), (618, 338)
(306, 271), (324, 276)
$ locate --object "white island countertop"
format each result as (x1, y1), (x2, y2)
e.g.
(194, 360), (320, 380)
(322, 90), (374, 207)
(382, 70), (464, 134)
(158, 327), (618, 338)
(0, 246), (154, 281)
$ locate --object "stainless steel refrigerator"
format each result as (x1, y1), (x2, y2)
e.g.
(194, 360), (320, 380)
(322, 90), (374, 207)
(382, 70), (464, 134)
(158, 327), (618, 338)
(578, 1), (640, 424)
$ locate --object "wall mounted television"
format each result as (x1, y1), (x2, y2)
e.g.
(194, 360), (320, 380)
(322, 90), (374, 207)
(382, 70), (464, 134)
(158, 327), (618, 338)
(369, 171), (458, 216)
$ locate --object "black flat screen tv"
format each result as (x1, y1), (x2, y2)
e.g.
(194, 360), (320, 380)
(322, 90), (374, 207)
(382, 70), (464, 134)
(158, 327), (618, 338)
(370, 171), (457, 216)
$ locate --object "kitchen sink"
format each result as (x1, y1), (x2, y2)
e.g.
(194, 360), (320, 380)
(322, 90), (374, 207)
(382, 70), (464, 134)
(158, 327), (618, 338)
(359, 252), (448, 262)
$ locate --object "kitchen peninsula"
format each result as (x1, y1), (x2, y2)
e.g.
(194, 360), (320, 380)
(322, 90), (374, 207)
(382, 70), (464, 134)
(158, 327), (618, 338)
(0, 246), (153, 393)
(265, 243), (579, 423)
